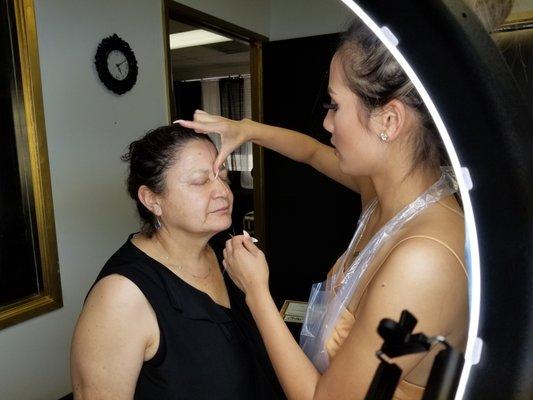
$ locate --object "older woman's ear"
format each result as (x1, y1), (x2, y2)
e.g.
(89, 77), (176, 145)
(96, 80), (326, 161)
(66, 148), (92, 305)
(137, 185), (161, 216)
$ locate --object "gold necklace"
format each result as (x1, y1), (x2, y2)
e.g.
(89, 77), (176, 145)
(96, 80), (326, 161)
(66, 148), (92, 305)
(156, 237), (212, 280)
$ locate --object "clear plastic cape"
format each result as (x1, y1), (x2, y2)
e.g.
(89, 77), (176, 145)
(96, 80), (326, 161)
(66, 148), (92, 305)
(299, 169), (459, 372)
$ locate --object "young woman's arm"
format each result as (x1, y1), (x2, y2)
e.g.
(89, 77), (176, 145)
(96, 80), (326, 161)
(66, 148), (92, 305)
(223, 235), (467, 400)
(177, 111), (375, 203)
(71, 275), (158, 400)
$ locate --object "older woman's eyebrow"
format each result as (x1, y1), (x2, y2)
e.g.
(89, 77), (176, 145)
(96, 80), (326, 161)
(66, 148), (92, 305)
(182, 169), (209, 180)
(187, 167), (228, 177)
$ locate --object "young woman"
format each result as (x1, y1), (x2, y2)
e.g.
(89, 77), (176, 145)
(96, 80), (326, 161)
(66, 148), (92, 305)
(178, 19), (468, 400)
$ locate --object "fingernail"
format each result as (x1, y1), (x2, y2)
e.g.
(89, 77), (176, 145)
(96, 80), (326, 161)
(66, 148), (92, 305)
(243, 230), (259, 243)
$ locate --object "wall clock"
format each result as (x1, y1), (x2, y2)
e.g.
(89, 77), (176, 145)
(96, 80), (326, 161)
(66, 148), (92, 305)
(94, 34), (138, 95)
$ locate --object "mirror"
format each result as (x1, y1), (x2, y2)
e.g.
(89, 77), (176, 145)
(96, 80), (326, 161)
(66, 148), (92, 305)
(0, 0), (61, 330)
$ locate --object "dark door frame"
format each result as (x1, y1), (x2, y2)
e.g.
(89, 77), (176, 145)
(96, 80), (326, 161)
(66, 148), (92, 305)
(163, 0), (269, 248)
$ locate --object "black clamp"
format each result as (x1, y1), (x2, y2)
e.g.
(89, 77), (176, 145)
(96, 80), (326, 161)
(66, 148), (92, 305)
(365, 310), (464, 400)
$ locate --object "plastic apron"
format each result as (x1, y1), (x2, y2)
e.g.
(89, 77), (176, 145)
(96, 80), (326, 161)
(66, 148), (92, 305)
(299, 169), (459, 372)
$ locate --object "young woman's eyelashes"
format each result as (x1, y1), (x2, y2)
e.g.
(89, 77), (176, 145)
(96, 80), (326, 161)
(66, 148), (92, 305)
(322, 101), (338, 111)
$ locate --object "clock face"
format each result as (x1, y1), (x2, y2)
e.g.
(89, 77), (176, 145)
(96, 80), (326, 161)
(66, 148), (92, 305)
(107, 50), (129, 81)
(95, 34), (138, 95)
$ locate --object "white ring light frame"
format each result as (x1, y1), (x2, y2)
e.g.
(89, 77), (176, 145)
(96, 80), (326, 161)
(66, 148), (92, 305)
(338, 1), (480, 398)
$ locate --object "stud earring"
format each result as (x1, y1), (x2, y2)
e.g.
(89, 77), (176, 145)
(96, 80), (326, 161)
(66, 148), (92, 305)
(379, 132), (389, 142)
(154, 217), (162, 229)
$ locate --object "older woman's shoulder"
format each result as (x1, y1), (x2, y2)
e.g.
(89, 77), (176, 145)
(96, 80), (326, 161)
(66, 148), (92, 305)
(84, 235), (164, 323)
(88, 273), (147, 306)
(82, 274), (158, 341)
(72, 273), (159, 399)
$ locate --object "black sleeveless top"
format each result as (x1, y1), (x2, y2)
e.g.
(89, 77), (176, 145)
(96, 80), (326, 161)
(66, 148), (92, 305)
(92, 235), (285, 400)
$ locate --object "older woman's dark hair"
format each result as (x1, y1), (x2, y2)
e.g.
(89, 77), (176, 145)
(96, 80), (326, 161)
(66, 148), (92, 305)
(121, 125), (215, 237)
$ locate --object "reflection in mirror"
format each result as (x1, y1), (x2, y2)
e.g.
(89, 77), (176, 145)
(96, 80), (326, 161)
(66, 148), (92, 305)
(0, 0), (42, 306)
(0, 0), (61, 330)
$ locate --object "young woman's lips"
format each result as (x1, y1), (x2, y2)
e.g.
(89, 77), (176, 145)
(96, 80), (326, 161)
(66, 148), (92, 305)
(331, 140), (339, 156)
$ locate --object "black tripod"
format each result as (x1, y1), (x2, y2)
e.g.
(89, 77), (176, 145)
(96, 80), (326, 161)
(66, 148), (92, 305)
(365, 310), (464, 400)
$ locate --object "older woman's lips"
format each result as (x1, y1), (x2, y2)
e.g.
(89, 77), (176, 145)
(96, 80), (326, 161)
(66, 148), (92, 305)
(211, 206), (230, 214)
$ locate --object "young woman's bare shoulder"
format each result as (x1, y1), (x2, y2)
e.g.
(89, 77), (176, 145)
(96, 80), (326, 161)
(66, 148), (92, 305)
(365, 236), (468, 333)
(397, 201), (465, 263)
(381, 235), (465, 280)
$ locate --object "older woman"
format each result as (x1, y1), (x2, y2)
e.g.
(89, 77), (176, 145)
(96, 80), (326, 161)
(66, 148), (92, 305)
(71, 126), (284, 399)
(178, 18), (468, 400)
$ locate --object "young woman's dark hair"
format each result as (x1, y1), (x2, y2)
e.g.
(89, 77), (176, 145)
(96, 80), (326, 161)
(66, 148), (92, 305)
(121, 124), (215, 237)
(336, 19), (447, 173)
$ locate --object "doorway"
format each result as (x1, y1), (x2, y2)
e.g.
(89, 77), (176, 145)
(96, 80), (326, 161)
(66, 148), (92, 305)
(164, 1), (267, 244)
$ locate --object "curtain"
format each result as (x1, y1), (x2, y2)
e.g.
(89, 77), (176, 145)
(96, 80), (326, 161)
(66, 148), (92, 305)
(240, 77), (253, 188)
(201, 80), (222, 150)
(219, 78), (248, 173)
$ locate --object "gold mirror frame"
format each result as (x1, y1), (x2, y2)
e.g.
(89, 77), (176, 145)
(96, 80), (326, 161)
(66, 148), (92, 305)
(0, 0), (62, 330)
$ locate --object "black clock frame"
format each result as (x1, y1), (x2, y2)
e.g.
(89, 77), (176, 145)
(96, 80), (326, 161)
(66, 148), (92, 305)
(94, 33), (138, 95)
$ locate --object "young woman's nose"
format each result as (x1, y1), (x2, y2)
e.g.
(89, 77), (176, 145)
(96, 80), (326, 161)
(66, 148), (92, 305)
(323, 109), (334, 134)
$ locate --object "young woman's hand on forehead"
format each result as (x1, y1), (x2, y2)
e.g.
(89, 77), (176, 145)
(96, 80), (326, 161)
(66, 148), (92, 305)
(176, 110), (251, 174)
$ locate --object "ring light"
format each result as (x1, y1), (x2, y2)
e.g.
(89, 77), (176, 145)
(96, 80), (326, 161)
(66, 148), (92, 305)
(339, 1), (532, 398)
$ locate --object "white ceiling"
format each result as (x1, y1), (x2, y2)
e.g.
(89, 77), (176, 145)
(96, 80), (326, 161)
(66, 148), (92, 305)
(169, 19), (250, 81)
